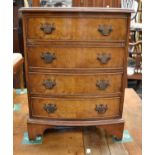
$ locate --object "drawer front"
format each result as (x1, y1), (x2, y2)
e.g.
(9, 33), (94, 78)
(27, 16), (127, 41)
(28, 73), (122, 95)
(31, 97), (120, 119)
(27, 47), (124, 69)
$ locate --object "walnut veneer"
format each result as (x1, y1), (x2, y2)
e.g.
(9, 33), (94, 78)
(20, 7), (132, 140)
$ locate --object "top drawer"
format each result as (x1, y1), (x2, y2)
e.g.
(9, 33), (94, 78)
(26, 16), (127, 42)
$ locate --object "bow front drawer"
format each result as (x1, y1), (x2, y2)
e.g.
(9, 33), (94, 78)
(27, 47), (124, 69)
(28, 72), (122, 95)
(31, 97), (121, 119)
(26, 16), (127, 42)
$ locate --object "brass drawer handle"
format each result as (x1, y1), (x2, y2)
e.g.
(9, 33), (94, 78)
(40, 23), (55, 34)
(44, 104), (57, 113)
(42, 79), (56, 89)
(41, 52), (56, 63)
(97, 54), (111, 64)
(96, 80), (109, 90)
(95, 104), (108, 114)
(98, 25), (112, 36)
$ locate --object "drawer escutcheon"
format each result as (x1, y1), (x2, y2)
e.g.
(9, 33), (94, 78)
(98, 25), (113, 36)
(43, 104), (57, 113)
(95, 104), (108, 114)
(42, 79), (56, 89)
(40, 23), (55, 34)
(41, 52), (56, 63)
(96, 80), (109, 90)
(97, 53), (111, 64)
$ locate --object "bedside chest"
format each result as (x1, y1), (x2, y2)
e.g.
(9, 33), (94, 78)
(20, 7), (132, 140)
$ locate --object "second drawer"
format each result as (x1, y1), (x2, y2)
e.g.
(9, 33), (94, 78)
(28, 72), (123, 95)
(27, 47), (125, 69)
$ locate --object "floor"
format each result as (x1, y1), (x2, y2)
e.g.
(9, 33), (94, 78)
(13, 88), (142, 155)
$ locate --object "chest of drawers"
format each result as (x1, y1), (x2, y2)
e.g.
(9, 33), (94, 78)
(20, 7), (132, 140)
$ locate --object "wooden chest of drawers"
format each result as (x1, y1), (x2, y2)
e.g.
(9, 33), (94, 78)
(20, 7), (132, 140)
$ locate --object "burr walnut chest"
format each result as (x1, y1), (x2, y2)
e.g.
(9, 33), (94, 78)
(20, 7), (132, 140)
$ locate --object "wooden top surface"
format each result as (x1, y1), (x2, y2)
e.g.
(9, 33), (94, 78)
(19, 7), (134, 14)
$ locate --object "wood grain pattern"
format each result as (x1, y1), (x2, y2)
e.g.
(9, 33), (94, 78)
(32, 0), (40, 7)
(27, 117), (124, 126)
(106, 133), (129, 155)
(21, 8), (132, 141)
(13, 88), (141, 155)
(27, 16), (127, 41)
(27, 117), (125, 141)
(28, 72), (123, 95)
(31, 96), (121, 119)
(97, 121), (125, 140)
(83, 127), (129, 155)
(20, 7), (133, 13)
(27, 122), (52, 140)
(83, 127), (110, 155)
(123, 89), (142, 155)
(27, 47), (125, 69)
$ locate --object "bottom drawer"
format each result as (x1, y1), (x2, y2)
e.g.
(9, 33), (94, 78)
(31, 97), (121, 119)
